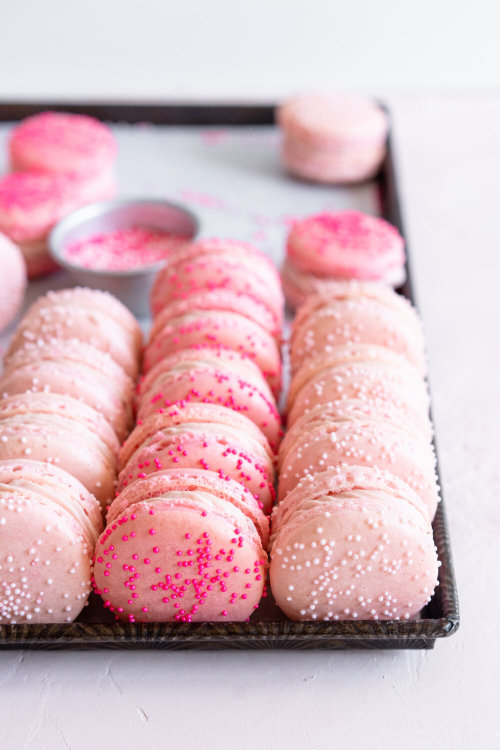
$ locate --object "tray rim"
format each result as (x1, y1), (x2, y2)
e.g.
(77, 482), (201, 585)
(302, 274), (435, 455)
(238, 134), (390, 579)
(0, 100), (460, 649)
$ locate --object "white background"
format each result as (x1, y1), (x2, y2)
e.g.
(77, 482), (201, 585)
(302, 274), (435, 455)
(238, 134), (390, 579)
(1, 2), (500, 749)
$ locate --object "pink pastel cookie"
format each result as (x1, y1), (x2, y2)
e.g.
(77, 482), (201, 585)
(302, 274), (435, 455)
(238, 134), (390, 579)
(136, 347), (283, 452)
(287, 343), (429, 429)
(109, 468), (269, 546)
(117, 402), (275, 513)
(150, 241), (284, 329)
(9, 111), (117, 203)
(0, 233), (26, 333)
(289, 282), (425, 375)
(0, 356), (133, 442)
(93, 470), (268, 622)
(286, 212), (405, 287)
(145, 305), (282, 397)
(269, 466), (439, 621)
(0, 458), (102, 624)
(278, 411), (439, 518)
(6, 287), (142, 379)
(0, 392), (119, 508)
(278, 94), (389, 184)
(150, 238), (281, 308)
(151, 288), (279, 340)
(0, 171), (82, 278)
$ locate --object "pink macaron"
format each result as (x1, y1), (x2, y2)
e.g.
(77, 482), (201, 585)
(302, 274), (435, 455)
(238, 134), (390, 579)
(0, 171), (84, 277)
(117, 402), (275, 513)
(0, 392), (119, 508)
(109, 468), (269, 547)
(277, 411), (439, 518)
(287, 343), (430, 430)
(277, 94), (389, 184)
(0, 355), (134, 442)
(0, 232), (26, 333)
(93, 470), (268, 622)
(269, 466), (439, 621)
(8, 111), (117, 203)
(6, 288), (142, 379)
(145, 307), (282, 397)
(136, 347), (283, 452)
(0, 458), (103, 624)
(289, 282), (426, 375)
(150, 239), (284, 328)
(151, 288), (279, 341)
(284, 212), (406, 298)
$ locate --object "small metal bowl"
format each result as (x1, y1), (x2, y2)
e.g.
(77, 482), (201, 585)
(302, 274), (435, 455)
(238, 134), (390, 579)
(49, 198), (200, 316)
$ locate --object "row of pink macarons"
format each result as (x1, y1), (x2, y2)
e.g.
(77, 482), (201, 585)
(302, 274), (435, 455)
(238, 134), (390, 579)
(92, 238), (287, 623)
(0, 111), (117, 278)
(268, 281), (441, 622)
(0, 288), (142, 508)
(0, 287), (143, 625)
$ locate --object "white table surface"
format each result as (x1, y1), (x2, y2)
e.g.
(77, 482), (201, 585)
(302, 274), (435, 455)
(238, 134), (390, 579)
(0, 94), (498, 749)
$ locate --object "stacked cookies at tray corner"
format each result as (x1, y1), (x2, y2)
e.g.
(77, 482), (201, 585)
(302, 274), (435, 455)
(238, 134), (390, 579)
(277, 93), (389, 185)
(0, 111), (118, 278)
(92, 238), (285, 623)
(270, 216), (441, 622)
(0, 287), (141, 624)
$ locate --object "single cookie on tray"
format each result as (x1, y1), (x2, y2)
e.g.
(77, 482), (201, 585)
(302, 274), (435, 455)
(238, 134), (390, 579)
(0, 392), (119, 508)
(93, 470), (268, 623)
(136, 346), (283, 452)
(269, 467), (439, 621)
(289, 281), (425, 375)
(6, 287), (142, 379)
(282, 211), (406, 309)
(277, 93), (389, 185)
(150, 238), (284, 329)
(117, 402), (276, 513)
(0, 459), (102, 624)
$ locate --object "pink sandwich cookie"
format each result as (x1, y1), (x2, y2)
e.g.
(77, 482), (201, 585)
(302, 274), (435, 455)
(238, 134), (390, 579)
(277, 411), (439, 519)
(0, 355), (133, 442)
(287, 343), (430, 430)
(269, 467), (439, 621)
(2, 338), (135, 442)
(0, 171), (85, 277)
(284, 212), (406, 309)
(150, 238), (282, 313)
(0, 392), (119, 508)
(0, 233), (26, 333)
(0, 459), (102, 624)
(289, 281), (425, 375)
(145, 304), (282, 397)
(151, 242), (284, 329)
(7, 287), (142, 379)
(117, 403), (275, 513)
(278, 94), (389, 184)
(9, 111), (117, 204)
(93, 470), (268, 622)
(136, 347), (283, 452)
(150, 288), (279, 340)
(108, 469), (269, 547)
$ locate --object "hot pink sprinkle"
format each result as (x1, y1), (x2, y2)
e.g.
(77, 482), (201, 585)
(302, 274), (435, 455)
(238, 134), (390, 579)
(62, 227), (188, 271)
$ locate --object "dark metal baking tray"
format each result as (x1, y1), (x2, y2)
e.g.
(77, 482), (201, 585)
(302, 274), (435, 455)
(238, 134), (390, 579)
(0, 102), (459, 649)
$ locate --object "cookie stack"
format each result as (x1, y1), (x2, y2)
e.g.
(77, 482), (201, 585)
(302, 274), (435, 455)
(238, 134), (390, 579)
(282, 211), (407, 310)
(0, 288), (141, 624)
(0, 111), (117, 277)
(269, 281), (440, 621)
(93, 238), (285, 623)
